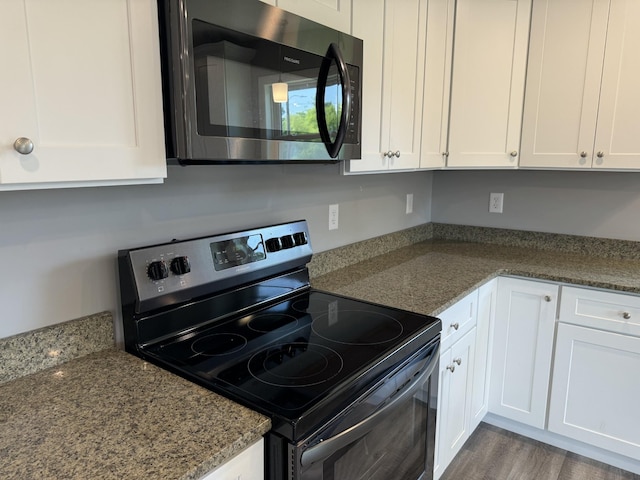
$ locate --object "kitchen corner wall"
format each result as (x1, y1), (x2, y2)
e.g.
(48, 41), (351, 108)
(0, 164), (432, 339)
(432, 170), (640, 241)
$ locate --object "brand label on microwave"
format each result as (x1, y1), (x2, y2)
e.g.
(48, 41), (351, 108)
(284, 56), (301, 65)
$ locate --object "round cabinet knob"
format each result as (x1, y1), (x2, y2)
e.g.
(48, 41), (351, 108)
(13, 137), (34, 155)
(623, 312), (631, 320)
(597, 151), (605, 158)
(544, 295), (552, 302)
(170, 256), (191, 275)
(147, 261), (169, 281)
(510, 151), (518, 157)
(580, 151), (588, 158)
(446, 365), (456, 373)
(450, 322), (460, 331)
(453, 358), (462, 366)
(383, 151), (393, 158)
(394, 151), (401, 158)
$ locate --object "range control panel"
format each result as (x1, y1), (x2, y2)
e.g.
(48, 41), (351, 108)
(121, 220), (312, 311)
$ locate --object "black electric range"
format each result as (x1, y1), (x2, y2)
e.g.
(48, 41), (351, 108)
(118, 220), (441, 478)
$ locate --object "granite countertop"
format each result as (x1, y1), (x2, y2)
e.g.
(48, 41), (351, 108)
(0, 349), (270, 480)
(2, 236), (639, 480)
(311, 239), (640, 318)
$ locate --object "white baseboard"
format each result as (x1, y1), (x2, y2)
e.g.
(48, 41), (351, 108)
(482, 413), (640, 475)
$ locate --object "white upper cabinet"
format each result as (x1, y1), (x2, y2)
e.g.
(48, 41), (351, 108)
(520, 0), (640, 169)
(264, 0), (352, 33)
(446, 0), (531, 168)
(346, 0), (427, 173)
(0, 0), (166, 190)
(419, 0), (455, 170)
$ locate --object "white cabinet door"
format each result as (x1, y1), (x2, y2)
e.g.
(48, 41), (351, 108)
(548, 323), (640, 460)
(446, 0), (530, 168)
(419, 0), (455, 170)
(346, 0), (426, 173)
(519, 0), (609, 169)
(470, 279), (497, 432)
(434, 327), (476, 480)
(0, 0), (166, 190)
(275, 0), (351, 33)
(489, 277), (558, 429)
(592, 0), (640, 169)
(199, 438), (264, 480)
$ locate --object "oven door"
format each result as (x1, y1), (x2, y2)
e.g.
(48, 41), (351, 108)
(295, 338), (439, 480)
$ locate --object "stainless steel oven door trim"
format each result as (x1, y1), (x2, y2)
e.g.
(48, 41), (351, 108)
(300, 340), (440, 468)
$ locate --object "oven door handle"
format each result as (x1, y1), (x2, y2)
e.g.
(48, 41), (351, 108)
(300, 341), (439, 468)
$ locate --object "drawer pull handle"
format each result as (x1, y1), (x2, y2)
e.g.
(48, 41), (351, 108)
(544, 295), (552, 302)
(623, 312), (631, 320)
(450, 322), (460, 330)
(453, 358), (462, 366)
(446, 365), (456, 373)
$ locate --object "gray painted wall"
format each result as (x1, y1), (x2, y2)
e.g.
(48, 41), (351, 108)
(0, 164), (432, 339)
(431, 170), (640, 241)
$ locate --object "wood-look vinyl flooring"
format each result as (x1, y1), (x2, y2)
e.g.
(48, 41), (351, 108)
(440, 423), (640, 480)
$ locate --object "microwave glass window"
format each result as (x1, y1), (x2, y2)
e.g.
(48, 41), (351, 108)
(192, 20), (344, 146)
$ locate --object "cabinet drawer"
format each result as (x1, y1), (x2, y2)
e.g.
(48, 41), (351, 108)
(559, 286), (640, 337)
(438, 289), (478, 350)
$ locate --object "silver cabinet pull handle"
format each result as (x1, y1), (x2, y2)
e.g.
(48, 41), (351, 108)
(446, 365), (455, 373)
(453, 358), (462, 366)
(597, 151), (604, 158)
(450, 322), (459, 330)
(544, 295), (552, 302)
(13, 137), (34, 155)
(394, 151), (401, 158)
(510, 151), (518, 157)
(580, 151), (588, 158)
(442, 152), (449, 157)
(623, 312), (631, 320)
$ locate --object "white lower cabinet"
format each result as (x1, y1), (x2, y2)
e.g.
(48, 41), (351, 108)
(435, 327), (476, 480)
(489, 277), (558, 428)
(199, 438), (264, 480)
(470, 279), (497, 432)
(548, 287), (640, 460)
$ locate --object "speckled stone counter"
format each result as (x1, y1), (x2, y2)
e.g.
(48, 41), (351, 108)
(0, 349), (270, 480)
(311, 239), (640, 318)
(0, 312), (115, 385)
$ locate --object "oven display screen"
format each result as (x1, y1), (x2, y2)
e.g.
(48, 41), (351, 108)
(210, 234), (266, 271)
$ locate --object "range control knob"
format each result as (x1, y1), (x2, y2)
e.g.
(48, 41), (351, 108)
(147, 261), (168, 281)
(265, 238), (282, 252)
(293, 232), (307, 246)
(280, 235), (295, 249)
(170, 256), (191, 275)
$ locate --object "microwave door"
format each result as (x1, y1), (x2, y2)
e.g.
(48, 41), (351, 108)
(316, 43), (351, 159)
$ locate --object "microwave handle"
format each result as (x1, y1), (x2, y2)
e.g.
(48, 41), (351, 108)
(316, 43), (351, 159)
(300, 339), (440, 468)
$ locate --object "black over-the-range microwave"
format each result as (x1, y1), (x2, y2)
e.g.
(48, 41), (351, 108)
(158, 0), (363, 164)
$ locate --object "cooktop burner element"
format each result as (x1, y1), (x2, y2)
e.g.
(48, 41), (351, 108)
(248, 342), (344, 387)
(191, 333), (247, 357)
(312, 310), (404, 345)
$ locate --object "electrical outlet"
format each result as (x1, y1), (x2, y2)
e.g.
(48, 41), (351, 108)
(406, 193), (414, 214)
(489, 193), (504, 213)
(329, 204), (339, 230)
